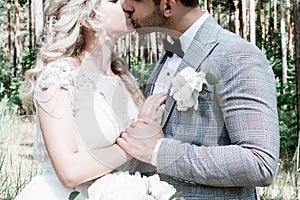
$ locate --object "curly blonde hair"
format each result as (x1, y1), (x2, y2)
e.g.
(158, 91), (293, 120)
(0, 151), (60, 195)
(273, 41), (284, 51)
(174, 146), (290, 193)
(24, 0), (144, 107)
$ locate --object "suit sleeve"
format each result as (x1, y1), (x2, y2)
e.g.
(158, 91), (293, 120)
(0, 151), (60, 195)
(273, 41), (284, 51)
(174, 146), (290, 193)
(156, 41), (280, 187)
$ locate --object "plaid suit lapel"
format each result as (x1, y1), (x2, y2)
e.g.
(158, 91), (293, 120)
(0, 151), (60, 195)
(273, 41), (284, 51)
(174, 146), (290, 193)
(161, 15), (221, 128)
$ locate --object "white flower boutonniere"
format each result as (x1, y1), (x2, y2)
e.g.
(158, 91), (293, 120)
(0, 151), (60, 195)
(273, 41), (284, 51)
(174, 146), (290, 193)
(170, 67), (218, 111)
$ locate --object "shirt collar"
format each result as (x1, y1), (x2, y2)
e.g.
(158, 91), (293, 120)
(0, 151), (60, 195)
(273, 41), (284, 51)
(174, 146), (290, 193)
(180, 11), (210, 53)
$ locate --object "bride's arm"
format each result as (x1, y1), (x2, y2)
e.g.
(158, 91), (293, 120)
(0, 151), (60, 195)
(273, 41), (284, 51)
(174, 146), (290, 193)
(38, 84), (131, 189)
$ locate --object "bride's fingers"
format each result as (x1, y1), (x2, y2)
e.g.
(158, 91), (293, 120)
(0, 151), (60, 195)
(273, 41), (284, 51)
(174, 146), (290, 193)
(120, 132), (129, 141)
(116, 137), (128, 151)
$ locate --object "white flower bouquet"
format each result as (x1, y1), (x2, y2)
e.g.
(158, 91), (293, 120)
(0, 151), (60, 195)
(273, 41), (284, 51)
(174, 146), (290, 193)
(170, 67), (218, 111)
(86, 171), (179, 200)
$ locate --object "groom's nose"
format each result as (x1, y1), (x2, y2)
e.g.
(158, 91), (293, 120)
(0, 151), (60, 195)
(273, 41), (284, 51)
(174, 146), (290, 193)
(122, 0), (134, 14)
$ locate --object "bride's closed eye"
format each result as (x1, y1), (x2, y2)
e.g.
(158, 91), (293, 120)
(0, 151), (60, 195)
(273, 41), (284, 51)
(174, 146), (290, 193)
(109, 0), (119, 3)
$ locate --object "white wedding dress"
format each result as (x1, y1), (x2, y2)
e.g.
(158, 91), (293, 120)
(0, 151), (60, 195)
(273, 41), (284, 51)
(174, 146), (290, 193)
(15, 57), (139, 200)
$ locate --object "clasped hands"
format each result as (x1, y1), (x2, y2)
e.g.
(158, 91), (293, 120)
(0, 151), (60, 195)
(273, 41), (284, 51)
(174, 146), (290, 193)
(117, 93), (167, 164)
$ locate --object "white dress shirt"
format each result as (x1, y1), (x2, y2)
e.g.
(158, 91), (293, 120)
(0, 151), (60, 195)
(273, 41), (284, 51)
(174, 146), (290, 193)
(151, 11), (210, 166)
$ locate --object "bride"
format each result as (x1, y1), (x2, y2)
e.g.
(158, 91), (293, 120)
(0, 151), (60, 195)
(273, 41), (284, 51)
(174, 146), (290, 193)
(16, 0), (166, 199)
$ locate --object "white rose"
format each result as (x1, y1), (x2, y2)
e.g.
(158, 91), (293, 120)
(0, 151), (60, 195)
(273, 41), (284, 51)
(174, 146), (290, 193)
(170, 67), (207, 111)
(148, 181), (176, 200)
(146, 174), (176, 200)
(88, 171), (147, 200)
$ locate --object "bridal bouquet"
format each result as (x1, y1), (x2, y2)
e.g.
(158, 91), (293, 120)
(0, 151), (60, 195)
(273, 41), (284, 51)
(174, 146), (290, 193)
(87, 171), (179, 200)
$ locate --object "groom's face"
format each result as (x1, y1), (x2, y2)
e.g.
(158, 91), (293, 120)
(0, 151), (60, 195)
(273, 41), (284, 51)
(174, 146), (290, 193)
(122, 0), (168, 30)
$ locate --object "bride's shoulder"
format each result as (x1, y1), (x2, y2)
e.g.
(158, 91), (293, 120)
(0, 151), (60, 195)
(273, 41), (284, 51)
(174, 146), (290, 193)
(43, 57), (80, 75)
(36, 57), (80, 91)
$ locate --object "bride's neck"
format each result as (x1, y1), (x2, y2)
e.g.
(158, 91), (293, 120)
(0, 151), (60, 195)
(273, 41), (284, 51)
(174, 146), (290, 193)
(80, 38), (117, 76)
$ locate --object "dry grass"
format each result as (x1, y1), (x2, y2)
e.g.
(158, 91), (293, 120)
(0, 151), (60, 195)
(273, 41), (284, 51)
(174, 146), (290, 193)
(259, 168), (296, 199)
(0, 102), (41, 200)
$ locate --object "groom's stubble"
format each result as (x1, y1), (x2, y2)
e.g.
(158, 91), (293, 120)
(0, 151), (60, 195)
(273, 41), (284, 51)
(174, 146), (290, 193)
(134, 5), (171, 34)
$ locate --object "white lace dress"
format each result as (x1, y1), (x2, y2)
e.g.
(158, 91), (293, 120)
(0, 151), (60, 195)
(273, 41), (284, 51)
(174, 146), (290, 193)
(15, 58), (139, 200)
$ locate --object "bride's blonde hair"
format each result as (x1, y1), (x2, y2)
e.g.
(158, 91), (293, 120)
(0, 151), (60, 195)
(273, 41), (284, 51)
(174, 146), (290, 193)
(24, 0), (144, 107)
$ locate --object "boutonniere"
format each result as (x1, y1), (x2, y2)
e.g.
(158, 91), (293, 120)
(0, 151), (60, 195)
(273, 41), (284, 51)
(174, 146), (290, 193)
(170, 67), (218, 111)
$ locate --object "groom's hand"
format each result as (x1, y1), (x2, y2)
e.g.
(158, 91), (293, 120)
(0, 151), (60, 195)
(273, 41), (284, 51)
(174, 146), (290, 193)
(116, 119), (164, 164)
(139, 93), (166, 124)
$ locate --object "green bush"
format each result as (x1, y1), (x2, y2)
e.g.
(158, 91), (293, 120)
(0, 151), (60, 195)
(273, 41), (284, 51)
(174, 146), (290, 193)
(263, 30), (297, 158)
(128, 54), (154, 94)
(0, 47), (36, 113)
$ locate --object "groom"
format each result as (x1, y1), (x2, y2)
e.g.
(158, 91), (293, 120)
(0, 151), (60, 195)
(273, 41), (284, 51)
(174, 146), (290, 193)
(117, 0), (279, 199)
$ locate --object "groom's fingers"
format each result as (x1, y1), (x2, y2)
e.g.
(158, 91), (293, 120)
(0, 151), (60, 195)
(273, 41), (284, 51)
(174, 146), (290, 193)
(117, 132), (153, 163)
(117, 133), (141, 155)
(126, 121), (162, 139)
(154, 104), (165, 123)
(139, 93), (166, 120)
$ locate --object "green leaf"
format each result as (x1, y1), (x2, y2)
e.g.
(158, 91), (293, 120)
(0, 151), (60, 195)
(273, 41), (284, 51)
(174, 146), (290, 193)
(69, 191), (85, 200)
(168, 191), (183, 200)
(205, 72), (219, 85)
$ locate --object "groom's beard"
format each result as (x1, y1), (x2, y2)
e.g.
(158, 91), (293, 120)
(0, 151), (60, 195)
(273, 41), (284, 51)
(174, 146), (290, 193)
(134, 6), (170, 33)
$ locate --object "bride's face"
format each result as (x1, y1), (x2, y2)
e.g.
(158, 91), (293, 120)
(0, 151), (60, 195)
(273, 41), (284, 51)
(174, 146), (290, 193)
(95, 0), (134, 37)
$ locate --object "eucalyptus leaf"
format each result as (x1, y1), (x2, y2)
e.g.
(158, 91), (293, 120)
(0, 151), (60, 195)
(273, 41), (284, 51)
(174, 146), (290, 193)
(205, 72), (219, 85)
(69, 191), (86, 200)
(168, 191), (183, 200)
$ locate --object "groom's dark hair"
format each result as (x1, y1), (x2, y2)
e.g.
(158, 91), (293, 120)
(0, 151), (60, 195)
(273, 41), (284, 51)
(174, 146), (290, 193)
(152, 0), (199, 7)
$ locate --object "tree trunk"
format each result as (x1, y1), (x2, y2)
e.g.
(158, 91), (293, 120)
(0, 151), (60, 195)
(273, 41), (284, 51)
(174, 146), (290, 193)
(226, 0), (230, 30)
(242, 0), (247, 39)
(257, 0), (262, 48)
(280, 0), (288, 86)
(209, 0), (213, 16)
(294, 0), (300, 178)
(263, 1), (268, 42)
(287, 0), (294, 55)
(269, 0), (273, 47)
(229, 0), (235, 33)
(150, 32), (157, 64)
(125, 34), (131, 69)
(6, 2), (12, 63)
(133, 33), (139, 57)
(249, 0), (256, 45)
(34, 0), (44, 46)
(274, 0), (277, 31)
(234, 0), (239, 36)
(14, 0), (21, 75)
(138, 34), (146, 69)
(238, 0), (243, 37)
(28, 0), (33, 51)
(218, 1), (221, 25)
(207, 0), (213, 15)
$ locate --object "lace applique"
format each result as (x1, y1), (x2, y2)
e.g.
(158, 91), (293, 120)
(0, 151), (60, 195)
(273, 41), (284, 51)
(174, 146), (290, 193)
(35, 58), (80, 119)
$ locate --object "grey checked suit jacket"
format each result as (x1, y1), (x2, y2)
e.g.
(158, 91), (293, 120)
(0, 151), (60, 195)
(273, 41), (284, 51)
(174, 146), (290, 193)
(142, 15), (279, 199)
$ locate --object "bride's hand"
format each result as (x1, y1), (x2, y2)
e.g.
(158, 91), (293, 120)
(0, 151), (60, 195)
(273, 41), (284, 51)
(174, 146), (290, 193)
(138, 93), (167, 124)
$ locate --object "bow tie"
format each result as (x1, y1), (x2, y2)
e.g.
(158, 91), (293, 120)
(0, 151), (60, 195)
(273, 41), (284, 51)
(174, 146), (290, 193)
(163, 38), (185, 58)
